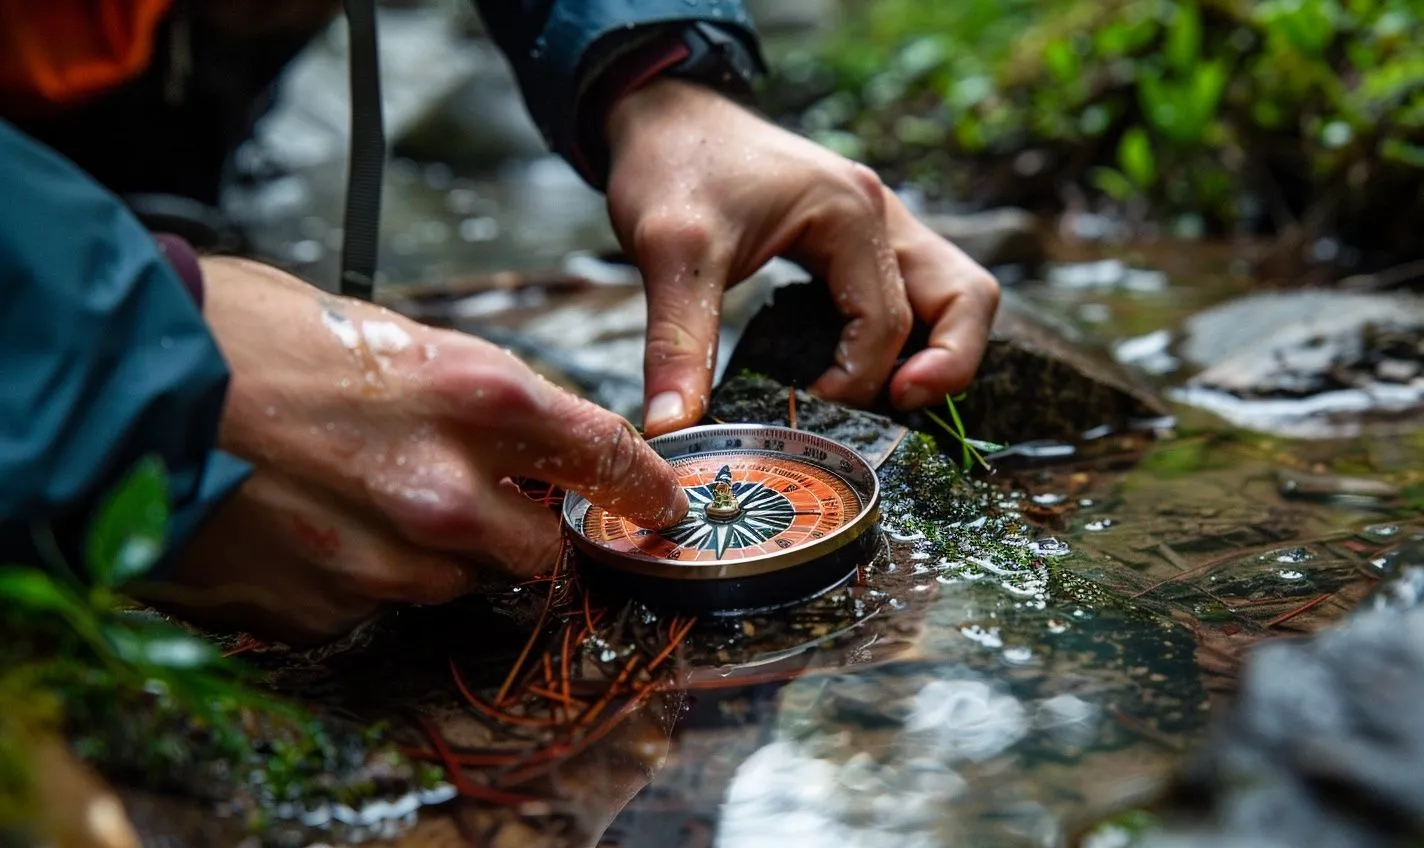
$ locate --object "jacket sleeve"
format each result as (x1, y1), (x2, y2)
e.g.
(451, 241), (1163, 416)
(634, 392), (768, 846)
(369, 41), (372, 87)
(0, 119), (251, 580)
(470, 0), (762, 185)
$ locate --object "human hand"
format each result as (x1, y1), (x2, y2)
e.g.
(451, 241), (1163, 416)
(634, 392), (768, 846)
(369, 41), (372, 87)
(137, 257), (687, 645)
(603, 79), (1000, 437)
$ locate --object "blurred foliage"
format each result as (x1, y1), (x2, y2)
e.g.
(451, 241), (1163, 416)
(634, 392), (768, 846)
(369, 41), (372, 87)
(769, 0), (1424, 249)
(0, 457), (439, 842)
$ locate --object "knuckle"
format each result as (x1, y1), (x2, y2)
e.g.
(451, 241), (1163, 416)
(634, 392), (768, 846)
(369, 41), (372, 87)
(644, 316), (706, 364)
(634, 213), (712, 260)
(594, 422), (643, 493)
(845, 163), (888, 213)
(438, 363), (543, 421)
(561, 399), (644, 492)
(971, 268), (1001, 307)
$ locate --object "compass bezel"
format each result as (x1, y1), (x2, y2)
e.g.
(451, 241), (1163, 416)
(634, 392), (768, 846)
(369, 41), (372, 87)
(561, 424), (881, 582)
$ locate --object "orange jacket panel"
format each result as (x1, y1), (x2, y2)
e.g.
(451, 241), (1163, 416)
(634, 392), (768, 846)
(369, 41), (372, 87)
(0, 0), (173, 115)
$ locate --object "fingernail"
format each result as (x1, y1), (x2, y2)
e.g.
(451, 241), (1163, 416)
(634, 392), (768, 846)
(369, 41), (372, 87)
(669, 486), (691, 525)
(645, 391), (686, 432)
(896, 384), (936, 411)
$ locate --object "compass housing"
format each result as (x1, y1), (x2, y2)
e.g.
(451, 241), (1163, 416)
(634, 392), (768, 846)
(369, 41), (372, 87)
(561, 424), (882, 613)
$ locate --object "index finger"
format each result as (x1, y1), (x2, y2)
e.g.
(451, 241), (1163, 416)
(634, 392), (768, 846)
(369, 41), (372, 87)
(501, 383), (690, 530)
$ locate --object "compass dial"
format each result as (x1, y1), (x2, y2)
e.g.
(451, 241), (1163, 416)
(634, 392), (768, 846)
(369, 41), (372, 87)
(582, 453), (861, 564)
(562, 424), (881, 593)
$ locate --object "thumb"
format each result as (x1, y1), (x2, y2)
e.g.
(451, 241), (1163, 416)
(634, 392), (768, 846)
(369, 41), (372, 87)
(636, 220), (726, 437)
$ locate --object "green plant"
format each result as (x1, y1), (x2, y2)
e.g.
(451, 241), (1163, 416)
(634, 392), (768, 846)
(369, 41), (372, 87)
(923, 393), (1004, 471)
(0, 456), (438, 838)
(775, 0), (1424, 252)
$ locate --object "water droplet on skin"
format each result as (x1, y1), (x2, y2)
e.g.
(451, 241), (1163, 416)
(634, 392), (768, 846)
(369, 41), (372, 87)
(339, 378), (353, 389)
(264, 406), (277, 418)
(322, 309), (361, 349)
(396, 456), (407, 467)
(361, 320), (412, 356)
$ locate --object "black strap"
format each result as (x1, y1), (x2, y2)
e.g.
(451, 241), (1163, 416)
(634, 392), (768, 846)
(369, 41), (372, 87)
(339, 0), (385, 301)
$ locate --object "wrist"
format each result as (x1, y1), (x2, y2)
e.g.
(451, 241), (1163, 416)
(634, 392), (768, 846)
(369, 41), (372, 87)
(606, 78), (719, 160)
(573, 22), (765, 188)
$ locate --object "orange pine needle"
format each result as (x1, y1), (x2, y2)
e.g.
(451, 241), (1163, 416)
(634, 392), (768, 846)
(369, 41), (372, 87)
(496, 554), (562, 706)
(450, 657), (559, 729)
(1267, 592), (1334, 629)
(416, 714), (537, 805)
(646, 617), (696, 674)
(528, 684), (587, 708)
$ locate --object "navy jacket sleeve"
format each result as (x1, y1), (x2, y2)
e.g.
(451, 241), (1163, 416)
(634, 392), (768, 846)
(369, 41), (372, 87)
(471, 0), (761, 183)
(0, 119), (251, 579)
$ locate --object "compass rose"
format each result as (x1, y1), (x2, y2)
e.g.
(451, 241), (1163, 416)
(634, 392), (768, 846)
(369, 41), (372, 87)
(662, 465), (801, 559)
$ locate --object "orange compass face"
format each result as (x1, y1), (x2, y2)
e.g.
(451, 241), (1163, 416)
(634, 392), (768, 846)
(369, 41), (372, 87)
(579, 451), (863, 564)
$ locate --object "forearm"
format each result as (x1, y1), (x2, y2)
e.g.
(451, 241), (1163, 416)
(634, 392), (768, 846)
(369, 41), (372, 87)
(0, 119), (250, 579)
(469, 0), (764, 187)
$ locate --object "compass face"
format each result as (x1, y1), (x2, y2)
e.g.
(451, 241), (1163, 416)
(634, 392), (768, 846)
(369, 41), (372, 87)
(562, 424), (881, 588)
(580, 452), (862, 565)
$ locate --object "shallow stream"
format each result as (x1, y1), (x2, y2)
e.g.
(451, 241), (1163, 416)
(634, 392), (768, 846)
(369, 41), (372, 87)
(165, 8), (1424, 846)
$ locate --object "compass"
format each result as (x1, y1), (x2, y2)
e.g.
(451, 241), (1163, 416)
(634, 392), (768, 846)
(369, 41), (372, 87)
(562, 424), (882, 613)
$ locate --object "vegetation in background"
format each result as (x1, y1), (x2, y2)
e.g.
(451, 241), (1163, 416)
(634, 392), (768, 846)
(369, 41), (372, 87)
(0, 457), (440, 843)
(767, 0), (1424, 258)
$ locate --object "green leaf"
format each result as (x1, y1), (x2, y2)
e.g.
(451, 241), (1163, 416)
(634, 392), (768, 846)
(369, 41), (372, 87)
(86, 456), (169, 588)
(1090, 166), (1138, 202)
(1382, 137), (1424, 168)
(1165, 0), (1202, 72)
(105, 624), (221, 670)
(0, 567), (86, 618)
(1118, 126), (1157, 187)
(1044, 40), (1079, 83)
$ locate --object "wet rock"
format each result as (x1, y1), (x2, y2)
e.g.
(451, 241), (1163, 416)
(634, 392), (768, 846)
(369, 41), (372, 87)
(1129, 552), (1424, 848)
(1170, 290), (1424, 438)
(722, 279), (1171, 447)
(920, 207), (1049, 269)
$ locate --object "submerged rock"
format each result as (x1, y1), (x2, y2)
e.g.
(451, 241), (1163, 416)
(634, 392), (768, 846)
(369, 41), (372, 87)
(1170, 290), (1424, 438)
(1094, 544), (1424, 848)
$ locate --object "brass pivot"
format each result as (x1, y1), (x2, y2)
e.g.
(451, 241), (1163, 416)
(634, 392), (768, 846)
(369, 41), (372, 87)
(703, 465), (742, 522)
